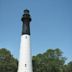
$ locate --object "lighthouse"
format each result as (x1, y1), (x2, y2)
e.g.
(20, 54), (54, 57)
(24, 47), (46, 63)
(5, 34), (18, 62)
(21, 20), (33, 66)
(18, 9), (33, 72)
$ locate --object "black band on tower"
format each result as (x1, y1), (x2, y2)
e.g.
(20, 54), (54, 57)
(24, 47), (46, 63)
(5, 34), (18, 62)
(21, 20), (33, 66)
(21, 9), (31, 35)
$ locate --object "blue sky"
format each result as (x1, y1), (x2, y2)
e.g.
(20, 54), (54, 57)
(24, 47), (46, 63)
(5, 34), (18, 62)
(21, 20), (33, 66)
(0, 0), (72, 63)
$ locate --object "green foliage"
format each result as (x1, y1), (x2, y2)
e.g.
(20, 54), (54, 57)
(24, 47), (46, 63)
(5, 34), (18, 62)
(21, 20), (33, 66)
(67, 61), (72, 72)
(0, 48), (18, 72)
(32, 48), (66, 72)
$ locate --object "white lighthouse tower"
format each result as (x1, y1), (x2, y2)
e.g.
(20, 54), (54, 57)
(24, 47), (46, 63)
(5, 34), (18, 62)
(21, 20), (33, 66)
(18, 9), (33, 72)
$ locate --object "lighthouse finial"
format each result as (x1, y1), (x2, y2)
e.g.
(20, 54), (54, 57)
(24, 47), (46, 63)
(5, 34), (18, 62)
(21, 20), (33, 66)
(24, 9), (29, 14)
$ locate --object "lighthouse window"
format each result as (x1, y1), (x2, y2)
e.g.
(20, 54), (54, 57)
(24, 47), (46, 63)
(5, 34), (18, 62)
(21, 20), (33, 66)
(25, 64), (27, 67)
(25, 36), (27, 39)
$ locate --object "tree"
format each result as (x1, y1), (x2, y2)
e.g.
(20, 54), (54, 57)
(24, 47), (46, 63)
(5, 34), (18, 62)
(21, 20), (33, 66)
(0, 48), (18, 72)
(32, 48), (66, 72)
(67, 61), (72, 72)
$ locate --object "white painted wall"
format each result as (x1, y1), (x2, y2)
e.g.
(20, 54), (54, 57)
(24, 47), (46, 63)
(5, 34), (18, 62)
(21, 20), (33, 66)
(18, 35), (33, 72)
